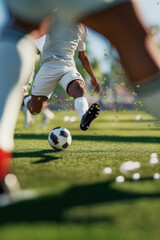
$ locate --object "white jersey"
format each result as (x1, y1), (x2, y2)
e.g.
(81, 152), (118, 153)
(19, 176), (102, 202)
(34, 36), (46, 52)
(41, 20), (87, 63)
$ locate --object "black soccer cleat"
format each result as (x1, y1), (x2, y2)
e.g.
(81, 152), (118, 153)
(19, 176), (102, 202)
(80, 103), (100, 131)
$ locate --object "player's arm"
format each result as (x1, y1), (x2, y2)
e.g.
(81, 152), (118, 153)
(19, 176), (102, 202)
(78, 50), (99, 92)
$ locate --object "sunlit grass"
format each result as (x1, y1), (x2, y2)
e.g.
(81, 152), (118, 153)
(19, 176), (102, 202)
(0, 110), (160, 240)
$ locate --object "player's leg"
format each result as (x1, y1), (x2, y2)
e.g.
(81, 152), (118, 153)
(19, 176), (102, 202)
(80, 1), (160, 83)
(24, 95), (48, 115)
(40, 107), (55, 128)
(24, 65), (48, 115)
(59, 66), (100, 131)
(0, 0), (53, 198)
(67, 80), (88, 117)
(22, 70), (35, 127)
(24, 60), (58, 115)
(0, 2), (52, 188)
(0, 29), (36, 183)
(80, 1), (160, 119)
(66, 79), (100, 131)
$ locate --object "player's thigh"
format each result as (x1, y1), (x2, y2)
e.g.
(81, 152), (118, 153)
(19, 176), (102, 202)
(80, 1), (160, 82)
(59, 68), (85, 96)
(80, 1), (136, 44)
(6, 0), (130, 26)
(31, 63), (59, 98)
(55, 0), (130, 24)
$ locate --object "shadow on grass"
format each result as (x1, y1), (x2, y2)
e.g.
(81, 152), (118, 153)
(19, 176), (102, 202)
(0, 177), (160, 224)
(14, 133), (47, 140)
(14, 133), (160, 144)
(73, 135), (160, 143)
(98, 119), (157, 123)
(13, 149), (60, 164)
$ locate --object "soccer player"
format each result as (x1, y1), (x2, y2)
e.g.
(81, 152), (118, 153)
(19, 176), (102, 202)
(23, 78), (55, 129)
(22, 44), (55, 129)
(1, 0), (160, 192)
(24, 21), (100, 131)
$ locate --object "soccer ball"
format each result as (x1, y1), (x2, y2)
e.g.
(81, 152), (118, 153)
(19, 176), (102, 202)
(48, 127), (72, 150)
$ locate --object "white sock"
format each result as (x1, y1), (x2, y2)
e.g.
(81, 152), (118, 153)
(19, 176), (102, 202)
(24, 96), (31, 108)
(74, 97), (88, 119)
(42, 108), (55, 119)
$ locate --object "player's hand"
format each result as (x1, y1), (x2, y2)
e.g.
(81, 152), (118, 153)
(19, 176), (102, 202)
(91, 77), (100, 93)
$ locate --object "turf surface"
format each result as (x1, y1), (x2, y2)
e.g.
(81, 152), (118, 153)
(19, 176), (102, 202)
(0, 110), (160, 240)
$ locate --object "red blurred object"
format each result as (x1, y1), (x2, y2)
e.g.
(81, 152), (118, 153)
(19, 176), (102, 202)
(0, 148), (12, 181)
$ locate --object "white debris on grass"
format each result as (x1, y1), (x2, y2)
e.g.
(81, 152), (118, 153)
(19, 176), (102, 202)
(70, 116), (76, 122)
(135, 114), (141, 121)
(149, 152), (159, 165)
(150, 153), (158, 158)
(153, 173), (160, 180)
(103, 167), (112, 175)
(120, 161), (141, 174)
(115, 175), (125, 183)
(149, 157), (159, 165)
(63, 116), (70, 122)
(132, 173), (140, 181)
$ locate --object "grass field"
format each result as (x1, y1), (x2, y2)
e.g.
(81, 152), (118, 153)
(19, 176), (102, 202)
(0, 110), (160, 240)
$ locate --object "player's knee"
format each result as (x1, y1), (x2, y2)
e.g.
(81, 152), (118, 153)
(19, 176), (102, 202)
(75, 83), (85, 97)
(28, 95), (47, 115)
(29, 105), (42, 115)
(28, 101), (43, 115)
(67, 80), (85, 98)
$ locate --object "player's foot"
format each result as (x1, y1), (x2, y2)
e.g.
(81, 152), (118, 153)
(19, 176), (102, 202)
(80, 103), (100, 131)
(0, 174), (21, 207)
(40, 108), (55, 128)
(21, 105), (34, 127)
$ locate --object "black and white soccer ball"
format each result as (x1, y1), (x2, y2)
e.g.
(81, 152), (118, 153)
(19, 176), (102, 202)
(48, 127), (72, 150)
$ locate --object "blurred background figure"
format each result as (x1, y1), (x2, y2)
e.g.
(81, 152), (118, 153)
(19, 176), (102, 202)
(22, 39), (55, 129)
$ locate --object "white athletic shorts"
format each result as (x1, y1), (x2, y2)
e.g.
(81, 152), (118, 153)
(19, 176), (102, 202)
(31, 58), (85, 98)
(6, 0), (130, 24)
